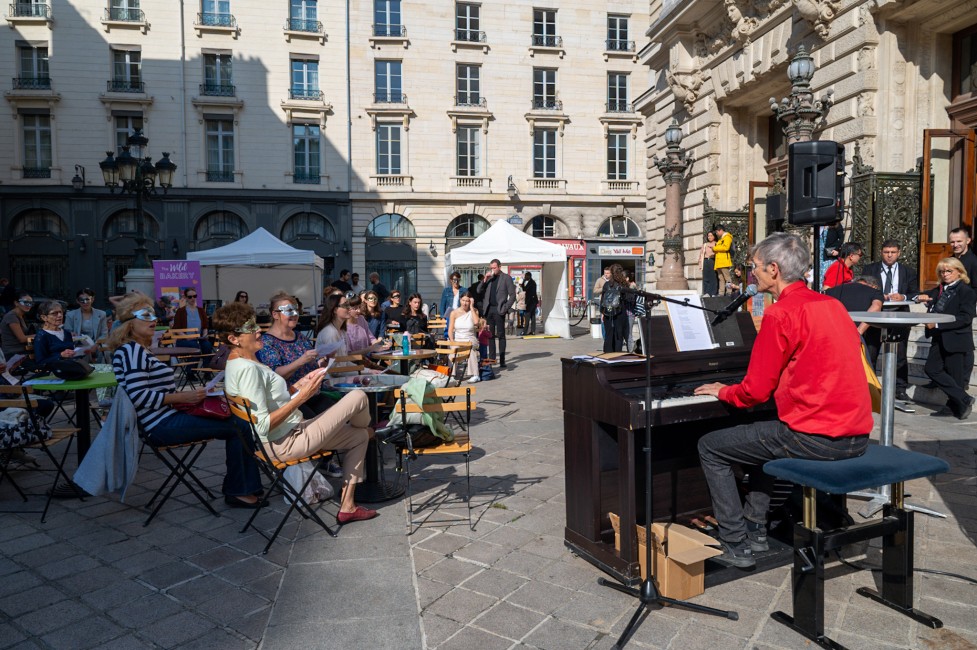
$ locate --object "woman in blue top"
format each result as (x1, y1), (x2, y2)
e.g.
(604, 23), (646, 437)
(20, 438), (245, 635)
(439, 272), (466, 337)
(32, 301), (77, 367)
(362, 291), (386, 339)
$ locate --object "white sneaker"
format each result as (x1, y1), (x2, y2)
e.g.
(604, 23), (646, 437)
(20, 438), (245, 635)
(467, 375), (480, 383)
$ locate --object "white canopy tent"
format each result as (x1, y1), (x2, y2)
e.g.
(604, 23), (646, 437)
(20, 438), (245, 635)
(187, 228), (324, 309)
(444, 219), (570, 339)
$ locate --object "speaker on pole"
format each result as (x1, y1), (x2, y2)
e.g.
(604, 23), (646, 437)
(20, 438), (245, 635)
(787, 141), (844, 226)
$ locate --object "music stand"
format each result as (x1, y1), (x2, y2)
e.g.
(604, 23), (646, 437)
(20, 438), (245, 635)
(598, 289), (736, 649)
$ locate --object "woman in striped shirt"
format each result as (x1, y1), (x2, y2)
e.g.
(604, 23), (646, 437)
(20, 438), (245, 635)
(107, 294), (264, 509)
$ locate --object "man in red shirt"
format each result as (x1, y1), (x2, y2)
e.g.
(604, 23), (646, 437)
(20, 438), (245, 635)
(694, 233), (873, 568)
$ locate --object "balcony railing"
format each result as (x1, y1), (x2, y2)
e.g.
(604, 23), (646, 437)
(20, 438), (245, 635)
(289, 88), (323, 100)
(374, 92), (407, 104)
(531, 34), (562, 48)
(605, 180), (638, 192)
(104, 7), (144, 22)
(106, 79), (145, 93)
(206, 169), (234, 182)
(293, 170), (321, 185)
(22, 167), (51, 179)
(197, 12), (236, 27)
(455, 95), (486, 108)
(454, 176), (485, 188)
(605, 39), (635, 52)
(285, 17), (322, 33)
(605, 100), (633, 113)
(9, 3), (49, 18)
(200, 82), (236, 97)
(531, 98), (562, 111)
(375, 174), (407, 187)
(373, 23), (405, 37)
(455, 28), (486, 42)
(13, 76), (51, 90)
(532, 178), (564, 190)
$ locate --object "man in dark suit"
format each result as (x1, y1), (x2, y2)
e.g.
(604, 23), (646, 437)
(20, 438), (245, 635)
(862, 240), (919, 400)
(478, 259), (517, 368)
(949, 227), (977, 289)
(521, 271), (538, 335)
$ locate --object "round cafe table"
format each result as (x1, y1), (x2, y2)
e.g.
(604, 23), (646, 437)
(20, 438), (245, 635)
(372, 349), (436, 376)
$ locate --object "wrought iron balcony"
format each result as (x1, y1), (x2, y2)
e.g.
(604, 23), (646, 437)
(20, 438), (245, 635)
(285, 17), (322, 33)
(531, 34), (562, 48)
(206, 169), (234, 182)
(289, 88), (323, 101)
(22, 167), (51, 179)
(12, 76), (51, 90)
(104, 7), (145, 21)
(605, 39), (635, 52)
(293, 170), (321, 185)
(605, 100), (633, 113)
(373, 23), (405, 37)
(455, 29), (486, 42)
(9, 3), (49, 17)
(197, 12), (236, 28)
(107, 79), (145, 93)
(200, 82), (235, 97)
(455, 95), (487, 108)
(531, 98), (562, 111)
(374, 92), (406, 104)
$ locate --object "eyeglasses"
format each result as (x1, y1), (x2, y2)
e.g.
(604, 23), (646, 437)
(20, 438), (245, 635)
(451, 277), (460, 282)
(44, 311), (64, 317)
(390, 294), (401, 299)
(186, 294), (197, 299)
(275, 304), (299, 317)
(365, 296), (378, 302)
(17, 300), (33, 307)
(234, 317), (261, 334)
(127, 309), (158, 322)
(78, 298), (92, 303)
(338, 302), (350, 309)
(938, 269), (958, 275)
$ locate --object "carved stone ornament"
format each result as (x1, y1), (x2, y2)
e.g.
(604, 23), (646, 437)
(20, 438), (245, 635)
(725, 0), (758, 43)
(666, 68), (705, 113)
(793, 0), (841, 39)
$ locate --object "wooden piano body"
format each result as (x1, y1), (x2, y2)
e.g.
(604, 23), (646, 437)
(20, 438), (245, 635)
(562, 311), (776, 584)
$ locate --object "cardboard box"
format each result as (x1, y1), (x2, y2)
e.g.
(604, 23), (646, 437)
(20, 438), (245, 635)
(609, 513), (723, 600)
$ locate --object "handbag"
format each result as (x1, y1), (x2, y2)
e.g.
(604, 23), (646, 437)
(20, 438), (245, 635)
(173, 396), (231, 420)
(861, 344), (882, 414)
(48, 358), (94, 380)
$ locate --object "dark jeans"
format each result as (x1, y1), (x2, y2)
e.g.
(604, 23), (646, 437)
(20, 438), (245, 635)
(525, 301), (538, 334)
(602, 314), (628, 353)
(147, 412), (262, 497)
(697, 420), (868, 543)
(486, 312), (506, 362)
(924, 338), (972, 414)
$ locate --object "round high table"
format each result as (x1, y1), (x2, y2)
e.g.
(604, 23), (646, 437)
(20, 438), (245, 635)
(373, 349), (436, 376)
(849, 310), (953, 518)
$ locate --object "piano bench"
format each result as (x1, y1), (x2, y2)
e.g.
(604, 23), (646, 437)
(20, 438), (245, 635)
(763, 445), (948, 650)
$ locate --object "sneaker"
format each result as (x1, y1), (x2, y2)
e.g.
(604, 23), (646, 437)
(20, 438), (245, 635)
(957, 398), (973, 421)
(466, 375), (480, 383)
(717, 539), (756, 569)
(746, 520), (769, 552)
(324, 460), (343, 478)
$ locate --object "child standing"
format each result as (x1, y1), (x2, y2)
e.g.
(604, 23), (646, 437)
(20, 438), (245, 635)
(477, 318), (491, 361)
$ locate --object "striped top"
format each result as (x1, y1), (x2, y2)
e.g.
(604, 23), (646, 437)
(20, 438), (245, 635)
(112, 341), (177, 431)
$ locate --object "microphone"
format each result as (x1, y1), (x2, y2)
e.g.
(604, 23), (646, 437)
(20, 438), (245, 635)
(711, 284), (758, 325)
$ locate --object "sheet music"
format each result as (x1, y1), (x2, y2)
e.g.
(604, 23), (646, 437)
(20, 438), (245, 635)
(205, 370), (225, 396)
(663, 293), (715, 352)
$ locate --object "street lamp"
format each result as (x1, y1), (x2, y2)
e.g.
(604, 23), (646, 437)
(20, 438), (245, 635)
(71, 165), (85, 192)
(98, 129), (177, 270)
(769, 45), (834, 144)
(652, 119), (695, 290)
(506, 175), (517, 200)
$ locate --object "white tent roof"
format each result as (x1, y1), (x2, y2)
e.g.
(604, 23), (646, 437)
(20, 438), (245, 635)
(187, 227), (324, 269)
(444, 219), (566, 266)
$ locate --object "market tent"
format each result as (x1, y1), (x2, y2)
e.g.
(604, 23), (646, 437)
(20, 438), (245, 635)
(187, 228), (324, 309)
(444, 219), (570, 338)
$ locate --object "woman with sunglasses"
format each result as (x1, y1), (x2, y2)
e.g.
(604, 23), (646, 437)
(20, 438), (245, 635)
(401, 293), (433, 348)
(314, 294), (355, 369)
(343, 295), (389, 364)
(361, 291), (386, 339)
(220, 302), (377, 524)
(1, 291), (33, 358)
(382, 292), (403, 331)
(107, 294), (264, 508)
(234, 291), (249, 304)
(65, 288), (108, 347)
(173, 288), (213, 354)
(439, 273), (466, 336)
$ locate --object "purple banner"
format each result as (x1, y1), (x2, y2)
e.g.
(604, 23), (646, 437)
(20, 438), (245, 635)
(153, 260), (201, 308)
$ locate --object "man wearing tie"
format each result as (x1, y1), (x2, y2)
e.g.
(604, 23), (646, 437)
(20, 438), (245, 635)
(862, 240), (919, 401)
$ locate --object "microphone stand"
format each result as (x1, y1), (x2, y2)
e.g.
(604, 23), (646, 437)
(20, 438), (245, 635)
(598, 287), (737, 649)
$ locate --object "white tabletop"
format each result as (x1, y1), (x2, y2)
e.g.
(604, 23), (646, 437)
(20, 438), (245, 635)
(848, 311), (954, 326)
(882, 300), (915, 307)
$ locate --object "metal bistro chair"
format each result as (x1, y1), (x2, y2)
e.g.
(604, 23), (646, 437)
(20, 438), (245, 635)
(226, 394), (339, 554)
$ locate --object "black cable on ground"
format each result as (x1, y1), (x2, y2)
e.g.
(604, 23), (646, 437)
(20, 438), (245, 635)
(833, 550), (977, 585)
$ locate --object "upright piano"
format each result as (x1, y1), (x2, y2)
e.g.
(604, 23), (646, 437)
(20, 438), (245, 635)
(562, 310), (776, 584)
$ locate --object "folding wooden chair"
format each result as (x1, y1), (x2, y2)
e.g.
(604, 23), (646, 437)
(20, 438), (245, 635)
(226, 394), (339, 554)
(391, 386), (476, 533)
(0, 386), (84, 522)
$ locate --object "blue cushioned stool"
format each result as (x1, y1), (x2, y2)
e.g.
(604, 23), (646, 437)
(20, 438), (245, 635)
(764, 445), (949, 650)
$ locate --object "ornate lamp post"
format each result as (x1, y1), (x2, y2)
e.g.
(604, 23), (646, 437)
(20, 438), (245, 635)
(99, 130), (177, 292)
(769, 45), (834, 145)
(653, 119), (694, 290)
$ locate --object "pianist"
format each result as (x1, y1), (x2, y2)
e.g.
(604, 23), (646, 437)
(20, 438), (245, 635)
(693, 232), (873, 568)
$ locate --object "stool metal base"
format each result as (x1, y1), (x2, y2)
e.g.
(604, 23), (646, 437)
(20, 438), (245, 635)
(848, 489), (947, 519)
(856, 587), (943, 628)
(770, 611), (847, 650)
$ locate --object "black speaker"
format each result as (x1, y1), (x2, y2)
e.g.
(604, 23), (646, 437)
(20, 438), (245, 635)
(766, 191), (785, 233)
(787, 141), (844, 226)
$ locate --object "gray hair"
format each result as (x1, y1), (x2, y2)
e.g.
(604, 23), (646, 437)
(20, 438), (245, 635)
(752, 232), (809, 283)
(855, 275), (881, 289)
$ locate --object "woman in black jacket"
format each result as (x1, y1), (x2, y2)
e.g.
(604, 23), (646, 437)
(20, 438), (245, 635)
(916, 257), (977, 419)
(600, 264), (630, 353)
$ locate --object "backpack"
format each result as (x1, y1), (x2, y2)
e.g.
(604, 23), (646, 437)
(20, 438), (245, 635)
(600, 282), (623, 317)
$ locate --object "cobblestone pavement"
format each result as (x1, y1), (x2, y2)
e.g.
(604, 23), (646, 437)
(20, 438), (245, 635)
(1, 328), (975, 649)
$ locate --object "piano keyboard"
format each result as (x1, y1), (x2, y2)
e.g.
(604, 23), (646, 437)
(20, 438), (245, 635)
(640, 394), (719, 410)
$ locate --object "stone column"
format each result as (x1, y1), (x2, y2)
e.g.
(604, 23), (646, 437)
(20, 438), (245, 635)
(653, 120), (694, 290)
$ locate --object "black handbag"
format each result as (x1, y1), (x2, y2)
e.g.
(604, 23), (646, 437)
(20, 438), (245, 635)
(47, 358), (94, 380)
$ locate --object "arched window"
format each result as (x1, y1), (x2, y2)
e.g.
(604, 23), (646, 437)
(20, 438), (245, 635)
(194, 210), (248, 246)
(281, 212), (337, 242)
(11, 209), (68, 238)
(597, 215), (641, 238)
(528, 215), (556, 238)
(366, 213), (416, 238)
(102, 209), (160, 241)
(446, 214), (490, 239)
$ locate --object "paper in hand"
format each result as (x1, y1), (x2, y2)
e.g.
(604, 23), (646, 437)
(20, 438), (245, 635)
(205, 370), (225, 396)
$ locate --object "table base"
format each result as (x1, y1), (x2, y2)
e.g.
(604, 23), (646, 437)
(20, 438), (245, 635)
(49, 480), (89, 500)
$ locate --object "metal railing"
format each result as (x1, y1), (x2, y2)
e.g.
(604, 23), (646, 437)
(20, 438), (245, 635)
(293, 171), (321, 184)
(106, 79), (145, 93)
(373, 23), (405, 37)
(9, 3), (49, 18)
(22, 167), (51, 178)
(12, 76), (51, 90)
(374, 92), (406, 104)
(605, 100), (633, 112)
(200, 82), (235, 96)
(531, 34), (562, 47)
(206, 169), (234, 182)
(285, 17), (322, 33)
(197, 12), (236, 28)
(455, 28), (486, 42)
(531, 98), (562, 111)
(104, 7), (144, 21)
(605, 39), (635, 52)
(289, 88), (323, 100)
(455, 95), (486, 108)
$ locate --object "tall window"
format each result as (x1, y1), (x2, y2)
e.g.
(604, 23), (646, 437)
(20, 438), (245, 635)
(201, 0), (232, 26)
(367, 213), (416, 238)
(206, 118), (234, 182)
(13, 0), (48, 17)
(195, 211), (248, 246)
(529, 215), (556, 238)
(203, 53), (233, 95)
(597, 216), (641, 238)
(607, 14), (630, 51)
(532, 9), (557, 46)
(374, 0), (402, 36)
(607, 132), (628, 180)
(111, 49), (142, 92)
(533, 68), (558, 109)
(17, 45), (49, 89)
(533, 128), (557, 178)
(377, 124), (401, 175)
(114, 114), (143, 153)
(290, 59), (320, 99)
(22, 114), (52, 177)
(282, 212), (336, 241)
(456, 64), (480, 105)
(289, 0), (318, 31)
(456, 126), (480, 177)
(607, 72), (629, 112)
(110, 0), (141, 21)
(375, 60), (402, 102)
(455, 3), (480, 41)
(293, 124), (321, 184)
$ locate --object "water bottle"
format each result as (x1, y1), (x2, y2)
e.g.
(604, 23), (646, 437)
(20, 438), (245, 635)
(401, 332), (410, 356)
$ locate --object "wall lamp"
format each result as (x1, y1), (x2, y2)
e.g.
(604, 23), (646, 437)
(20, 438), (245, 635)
(342, 240), (350, 254)
(71, 165), (86, 192)
(171, 239), (179, 256)
(77, 233), (88, 254)
(428, 241), (438, 256)
(506, 175), (517, 200)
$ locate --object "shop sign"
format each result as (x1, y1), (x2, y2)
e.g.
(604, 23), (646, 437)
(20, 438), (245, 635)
(547, 239), (586, 257)
(597, 245), (645, 257)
